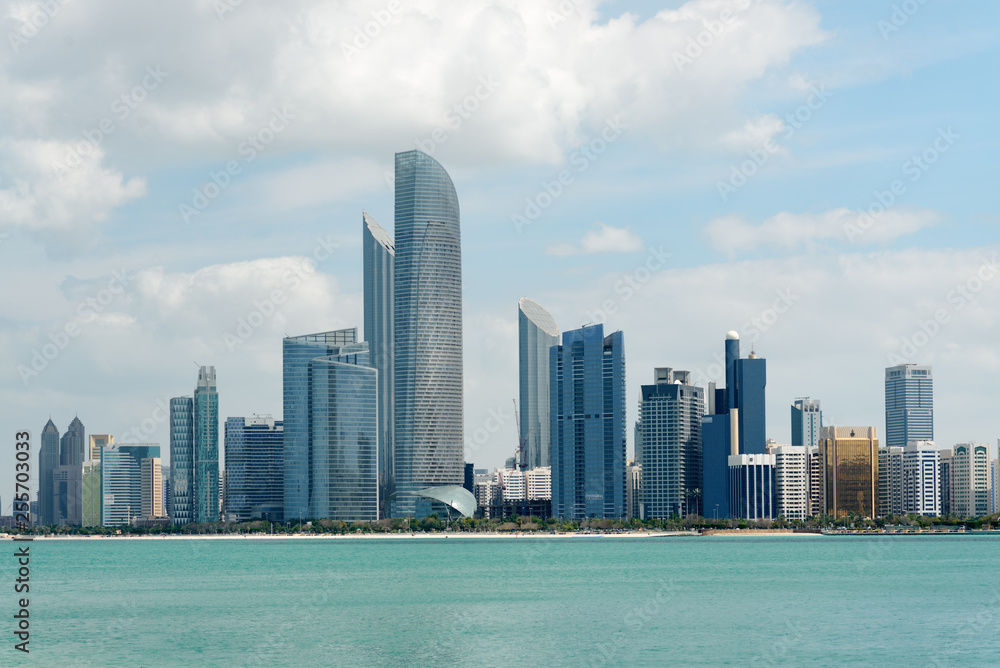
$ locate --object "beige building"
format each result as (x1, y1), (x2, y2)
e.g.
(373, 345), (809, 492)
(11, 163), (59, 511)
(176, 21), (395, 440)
(89, 434), (113, 462)
(140, 457), (164, 519)
(820, 426), (879, 518)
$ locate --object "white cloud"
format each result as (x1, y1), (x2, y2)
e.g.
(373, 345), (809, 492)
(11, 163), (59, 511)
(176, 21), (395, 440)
(547, 221), (644, 256)
(703, 207), (943, 256)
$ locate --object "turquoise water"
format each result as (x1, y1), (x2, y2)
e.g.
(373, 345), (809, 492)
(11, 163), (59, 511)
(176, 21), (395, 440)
(4, 536), (1000, 666)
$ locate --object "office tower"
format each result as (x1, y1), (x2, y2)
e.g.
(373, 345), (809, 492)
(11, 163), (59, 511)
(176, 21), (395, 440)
(791, 398), (822, 447)
(702, 331), (767, 519)
(170, 397), (194, 524)
(550, 324), (626, 520)
(951, 443), (990, 517)
(939, 449), (952, 515)
(102, 444), (160, 526)
(39, 419), (60, 525)
(225, 416), (284, 522)
(625, 460), (641, 519)
(770, 444), (808, 521)
(392, 149), (464, 518)
(637, 367), (704, 519)
(885, 364), (933, 450)
(82, 460), (102, 527)
(284, 328), (379, 522)
(169, 366), (219, 525)
(51, 465), (83, 526)
(60, 416), (86, 466)
(363, 210), (395, 517)
(901, 441), (940, 516)
(162, 465), (172, 520)
(807, 446), (823, 517)
(820, 426), (879, 518)
(519, 297), (560, 469)
(89, 434), (113, 462)
(877, 446), (903, 517)
(728, 453), (776, 520)
(140, 457), (164, 519)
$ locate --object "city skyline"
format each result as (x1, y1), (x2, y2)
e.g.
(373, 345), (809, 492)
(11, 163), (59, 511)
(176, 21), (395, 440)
(3, 2), (1000, 512)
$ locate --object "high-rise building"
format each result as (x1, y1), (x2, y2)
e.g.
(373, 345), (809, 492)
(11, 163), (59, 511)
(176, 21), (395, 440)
(728, 453), (776, 520)
(162, 464), (172, 520)
(550, 324), (626, 520)
(363, 210), (395, 518)
(140, 457), (164, 519)
(39, 419), (60, 526)
(625, 460), (641, 519)
(89, 434), (113, 462)
(636, 367), (704, 519)
(519, 298), (559, 470)
(169, 366), (219, 525)
(702, 331), (767, 519)
(902, 441), (939, 516)
(102, 444), (160, 526)
(769, 444), (808, 521)
(820, 426), (879, 518)
(885, 364), (933, 450)
(225, 416), (284, 522)
(527, 466), (552, 501)
(950, 443), (990, 517)
(791, 398), (822, 448)
(877, 446), (903, 517)
(939, 449), (952, 516)
(51, 465), (83, 526)
(392, 149), (465, 518)
(82, 460), (101, 527)
(283, 328), (379, 522)
(807, 446), (823, 517)
(60, 416), (86, 466)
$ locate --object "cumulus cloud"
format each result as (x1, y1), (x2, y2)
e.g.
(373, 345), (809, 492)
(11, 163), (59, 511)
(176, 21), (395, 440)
(703, 207), (943, 256)
(547, 221), (644, 256)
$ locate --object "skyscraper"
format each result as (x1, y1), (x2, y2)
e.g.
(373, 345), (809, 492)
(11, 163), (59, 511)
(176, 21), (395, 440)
(39, 419), (60, 525)
(728, 453), (776, 520)
(283, 328), (379, 522)
(363, 211), (395, 518)
(550, 324), (626, 520)
(392, 149), (464, 518)
(169, 366), (219, 525)
(89, 434), (113, 462)
(885, 364), (933, 450)
(770, 444), (808, 521)
(820, 426), (879, 518)
(60, 416), (86, 466)
(636, 367), (704, 519)
(102, 444), (160, 526)
(225, 416), (284, 522)
(519, 298), (559, 470)
(791, 398), (822, 448)
(951, 443), (990, 517)
(902, 440), (940, 516)
(82, 460), (102, 527)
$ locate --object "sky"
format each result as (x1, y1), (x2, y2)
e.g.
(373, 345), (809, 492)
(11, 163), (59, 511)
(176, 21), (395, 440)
(1, 0), (999, 511)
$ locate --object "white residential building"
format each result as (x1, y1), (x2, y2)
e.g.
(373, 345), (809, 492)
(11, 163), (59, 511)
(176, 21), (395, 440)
(526, 466), (551, 500)
(770, 444), (808, 521)
(951, 443), (990, 517)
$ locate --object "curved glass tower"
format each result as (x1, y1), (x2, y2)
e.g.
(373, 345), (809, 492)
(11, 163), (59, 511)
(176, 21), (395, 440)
(518, 298), (559, 469)
(393, 149), (464, 517)
(363, 211), (395, 518)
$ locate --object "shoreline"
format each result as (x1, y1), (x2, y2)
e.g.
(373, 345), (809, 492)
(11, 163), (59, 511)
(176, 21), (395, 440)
(1, 529), (828, 540)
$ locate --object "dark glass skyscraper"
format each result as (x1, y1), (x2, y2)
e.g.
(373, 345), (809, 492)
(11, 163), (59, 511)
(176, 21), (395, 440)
(169, 366), (218, 524)
(225, 416), (284, 522)
(169, 397), (194, 524)
(39, 419), (60, 525)
(363, 211), (395, 518)
(60, 416), (85, 465)
(885, 364), (933, 450)
(392, 150), (464, 518)
(550, 324), (626, 520)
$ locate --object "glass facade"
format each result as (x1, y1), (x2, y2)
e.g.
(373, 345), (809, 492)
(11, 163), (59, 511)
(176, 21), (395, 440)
(363, 211), (395, 518)
(637, 368), (704, 519)
(225, 416), (284, 521)
(169, 397), (194, 524)
(393, 150), (464, 517)
(39, 419), (60, 525)
(791, 398), (822, 448)
(728, 453), (776, 520)
(102, 444), (160, 526)
(519, 298), (559, 470)
(193, 366), (219, 524)
(82, 461), (102, 527)
(735, 357), (766, 454)
(885, 364), (933, 450)
(60, 416), (86, 466)
(550, 324), (626, 520)
(821, 426), (878, 518)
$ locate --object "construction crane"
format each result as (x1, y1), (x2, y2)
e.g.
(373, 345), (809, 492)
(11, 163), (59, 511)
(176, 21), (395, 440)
(512, 399), (529, 471)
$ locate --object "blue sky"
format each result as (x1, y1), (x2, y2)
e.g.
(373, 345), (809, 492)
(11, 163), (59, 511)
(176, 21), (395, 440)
(1, 0), (998, 510)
